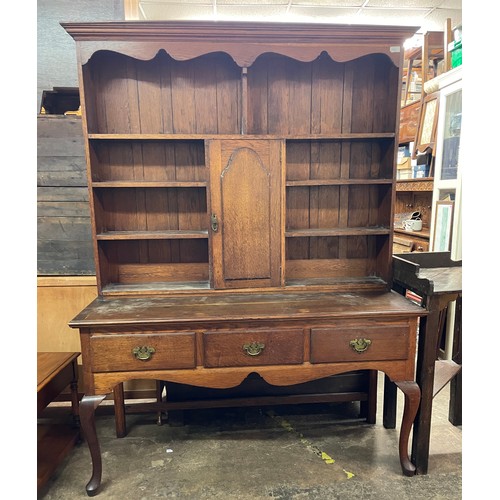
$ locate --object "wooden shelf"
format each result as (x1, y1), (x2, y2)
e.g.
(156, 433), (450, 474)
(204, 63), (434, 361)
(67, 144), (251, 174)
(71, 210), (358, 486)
(38, 423), (80, 490)
(96, 230), (209, 240)
(285, 276), (387, 288)
(286, 179), (393, 187)
(100, 278), (388, 295)
(285, 227), (391, 237)
(92, 181), (207, 188)
(88, 133), (396, 141)
(102, 281), (211, 294)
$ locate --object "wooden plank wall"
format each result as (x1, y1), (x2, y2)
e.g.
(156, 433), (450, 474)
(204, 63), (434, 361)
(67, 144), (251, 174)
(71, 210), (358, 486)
(37, 115), (95, 275)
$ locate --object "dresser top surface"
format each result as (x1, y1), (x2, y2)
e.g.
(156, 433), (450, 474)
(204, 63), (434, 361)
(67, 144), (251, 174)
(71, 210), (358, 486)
(70, 291), (424, 328)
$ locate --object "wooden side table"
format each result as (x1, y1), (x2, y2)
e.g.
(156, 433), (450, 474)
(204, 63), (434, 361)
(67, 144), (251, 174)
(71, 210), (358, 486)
(384, 252), (462, 474)
(37, 352), (81, 490)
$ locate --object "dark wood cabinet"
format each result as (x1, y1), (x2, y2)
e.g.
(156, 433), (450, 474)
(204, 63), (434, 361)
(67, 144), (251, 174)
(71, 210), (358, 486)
(63, 21), (424, 496)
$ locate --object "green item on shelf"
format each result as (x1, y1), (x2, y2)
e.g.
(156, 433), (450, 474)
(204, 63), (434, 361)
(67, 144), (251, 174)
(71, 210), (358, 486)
(448, 39), (462, 68)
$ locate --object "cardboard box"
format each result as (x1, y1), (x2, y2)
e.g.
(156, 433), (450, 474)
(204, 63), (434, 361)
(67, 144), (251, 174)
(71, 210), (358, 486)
(397, 157), (411, 170)
(397, 157), (412, 179)
(397, 168), (413, 180)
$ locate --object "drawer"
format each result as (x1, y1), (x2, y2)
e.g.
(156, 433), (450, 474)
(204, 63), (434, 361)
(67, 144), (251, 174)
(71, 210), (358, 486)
(203, 329), (303, 368)
(310, 324), (409, 364)
(393, 235), (429, 253)
(90, 332), (196, 372)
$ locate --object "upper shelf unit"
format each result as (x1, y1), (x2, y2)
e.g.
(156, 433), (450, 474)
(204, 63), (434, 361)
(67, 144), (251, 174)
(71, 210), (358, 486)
(63, 21), (417, 295)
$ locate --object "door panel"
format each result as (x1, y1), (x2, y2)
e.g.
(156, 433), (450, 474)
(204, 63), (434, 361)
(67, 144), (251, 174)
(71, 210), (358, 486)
(208, 139), (283, 288)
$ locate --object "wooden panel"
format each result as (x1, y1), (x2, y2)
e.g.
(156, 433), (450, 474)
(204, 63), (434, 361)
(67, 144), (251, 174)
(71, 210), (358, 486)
(288, 139), (393, 183)
(286, 141), (346, 261)
(310, 323), (409, 363)
(287, 186), (342, 232)
(286, 186), (309, 233)
(90, 140), (206, 183)
(266, 55), (289, 135)
(203, 329), (303, 368)
(248, 53), (345, 135)
(93, 53), (135, 133)
(90, 332), (196, 371)
(98, 240), (209, 285)
(110, 238), (208, 263)
(37, 115), (93, 275)
(166, 371), (371, 401)
(344, 54), (397, 134)
(311, 142), (342, 180)
(209, 140), (282, 288)
(38, 186), (88, 202)
(215, 55), (241, 134)
(286, 258), (372, 279)
(170, 58), (196, 134)
(37, 239), (95, 276)
(311, 54), (344, 134)
(37, 276), (97, 354)
(372, 55), (399, 133)
(173, 141), (206, 181)
(95, 187), (207, 232)
(287, 58), (312, 135)
(37, 158), (87, 186)
(159, 57), (174, 133)
(349, 142), (373, 179)
(222, 148), (270, 280)
(87, 52), (241, 135)
(286, 141), (342, 181)
(117, 262), (209, 284)
(246, 56), (268, 134)
(399, 101), (421, 144)
(136, 57), (164, 133)
(286, 141), (311, 181)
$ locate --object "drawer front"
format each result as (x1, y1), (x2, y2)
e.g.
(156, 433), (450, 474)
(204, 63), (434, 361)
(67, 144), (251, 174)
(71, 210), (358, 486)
(310, 324), (409, 364)
(90, 332), (196, 372)
(393, 235), (429, 253)
(203, 329), (303, 368)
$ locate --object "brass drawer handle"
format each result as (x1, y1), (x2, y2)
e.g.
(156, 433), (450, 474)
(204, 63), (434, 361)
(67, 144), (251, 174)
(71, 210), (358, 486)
(243, 342), (265, 356)
(349, 338), (372, 353)
(132, 346), (156, 361)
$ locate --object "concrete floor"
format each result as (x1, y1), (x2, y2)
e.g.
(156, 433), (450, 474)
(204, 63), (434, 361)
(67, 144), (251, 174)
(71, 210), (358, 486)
(38, 374), (462, 499)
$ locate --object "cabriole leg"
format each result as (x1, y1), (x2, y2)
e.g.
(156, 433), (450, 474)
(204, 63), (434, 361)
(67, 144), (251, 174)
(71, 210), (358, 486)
(80, 394), (107, 496)
(395, 381), (421, 476)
